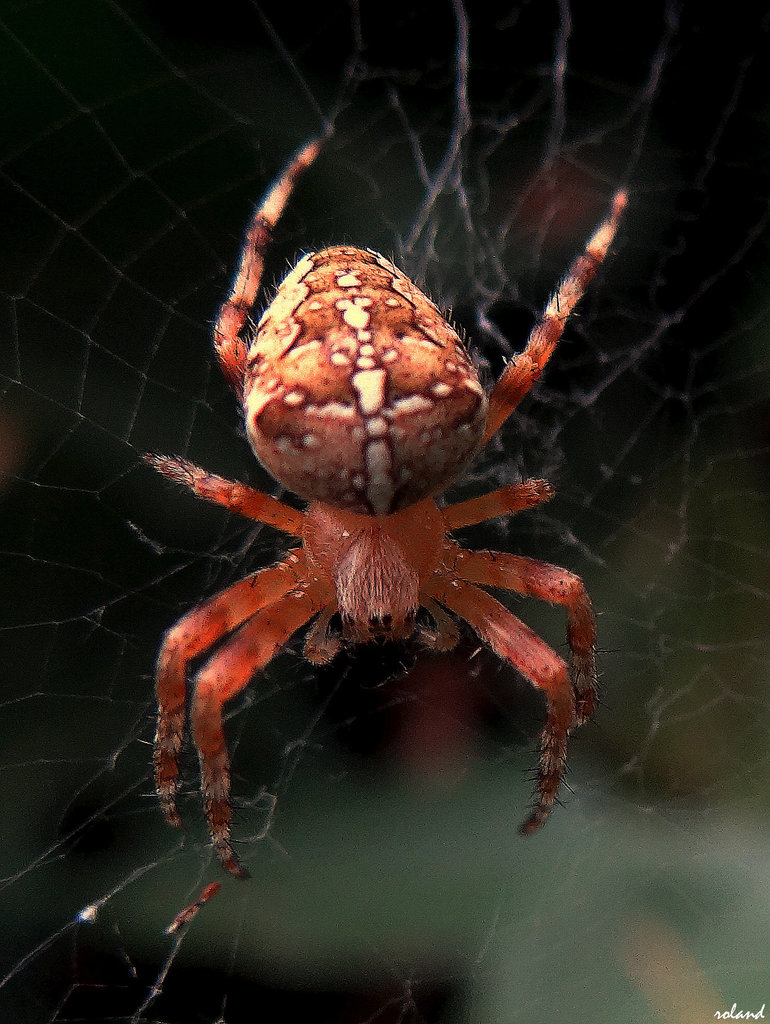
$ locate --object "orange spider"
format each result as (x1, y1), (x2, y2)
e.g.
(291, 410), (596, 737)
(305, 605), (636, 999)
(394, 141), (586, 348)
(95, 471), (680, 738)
(146, 139), (626, 877)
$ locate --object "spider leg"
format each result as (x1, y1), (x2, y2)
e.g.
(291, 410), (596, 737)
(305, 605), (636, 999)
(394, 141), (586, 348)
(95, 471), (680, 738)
(153, 552), (308, 834)
(484, 189), (627, 443)
(426, 576), (575, 833)
(191, 583), (324, 877)
(446, 546), (597, 723)
(442, 479), (554, 532)
(213, 138), (321, 396)
(145, 453), (304, 535)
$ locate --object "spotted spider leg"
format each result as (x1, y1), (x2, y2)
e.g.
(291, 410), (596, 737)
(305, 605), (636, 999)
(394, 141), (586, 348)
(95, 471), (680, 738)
(188, 579), (326, 876)
(484, 189), (628, 443)
(445, 547), (597, 722)
(153, 549), (317, 875)
(425, 574), (575, 832)
(436, 480), (597, 828)
(213, 138), (321, 397)
(147, 452), (332, 875)
(144, 454), (305, 534)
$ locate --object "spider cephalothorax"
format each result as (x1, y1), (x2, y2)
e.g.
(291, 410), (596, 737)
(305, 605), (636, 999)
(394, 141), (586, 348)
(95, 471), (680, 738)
(147, 139), (626, 877)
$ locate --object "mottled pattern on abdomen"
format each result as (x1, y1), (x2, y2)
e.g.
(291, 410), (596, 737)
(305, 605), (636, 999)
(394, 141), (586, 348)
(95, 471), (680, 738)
(243, 246), (487, 515)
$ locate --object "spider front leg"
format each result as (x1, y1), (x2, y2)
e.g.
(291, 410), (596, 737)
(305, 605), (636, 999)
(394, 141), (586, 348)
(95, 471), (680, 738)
(189, 583), (325, 877)
(448, 547), (598, 724)
(484, 189), (627, 443)
(427, 577), (576, 833)
(213, 138), (321, 395)
(153, 553), (308, 835)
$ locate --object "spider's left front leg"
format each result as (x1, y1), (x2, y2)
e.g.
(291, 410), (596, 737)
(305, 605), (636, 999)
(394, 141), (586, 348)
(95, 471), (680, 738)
(426, 577), (576, 833)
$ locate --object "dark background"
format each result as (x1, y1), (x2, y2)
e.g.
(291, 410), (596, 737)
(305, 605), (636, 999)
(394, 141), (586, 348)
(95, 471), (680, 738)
(1, 1), (769, 1021)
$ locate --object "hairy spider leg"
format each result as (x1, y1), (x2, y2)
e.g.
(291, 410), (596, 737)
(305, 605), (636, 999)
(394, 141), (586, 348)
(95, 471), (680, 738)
(426, 577), (575, 833)
(212, 138), (322, 395)
(189, 582), (325, 877)
(144, 454), (304, 536)
(447, 547), (597, 724)
(484, 189), (628, 443)
(153, 553), (310, 834)
(442, 479), (554, 532)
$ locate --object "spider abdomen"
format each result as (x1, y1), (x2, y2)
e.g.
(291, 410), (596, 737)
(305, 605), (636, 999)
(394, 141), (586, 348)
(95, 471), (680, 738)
(243, 246), (487, 515)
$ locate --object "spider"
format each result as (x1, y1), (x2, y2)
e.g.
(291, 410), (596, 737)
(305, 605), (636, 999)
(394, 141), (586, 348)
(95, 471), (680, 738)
(146, 139), (626, 877)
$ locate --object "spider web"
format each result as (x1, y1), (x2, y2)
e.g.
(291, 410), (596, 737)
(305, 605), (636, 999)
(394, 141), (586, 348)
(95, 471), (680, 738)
(2, 1), (770, 1021)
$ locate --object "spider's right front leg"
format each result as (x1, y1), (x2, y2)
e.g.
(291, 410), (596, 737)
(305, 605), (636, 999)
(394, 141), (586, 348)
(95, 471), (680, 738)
(153, 554), (307, 832)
